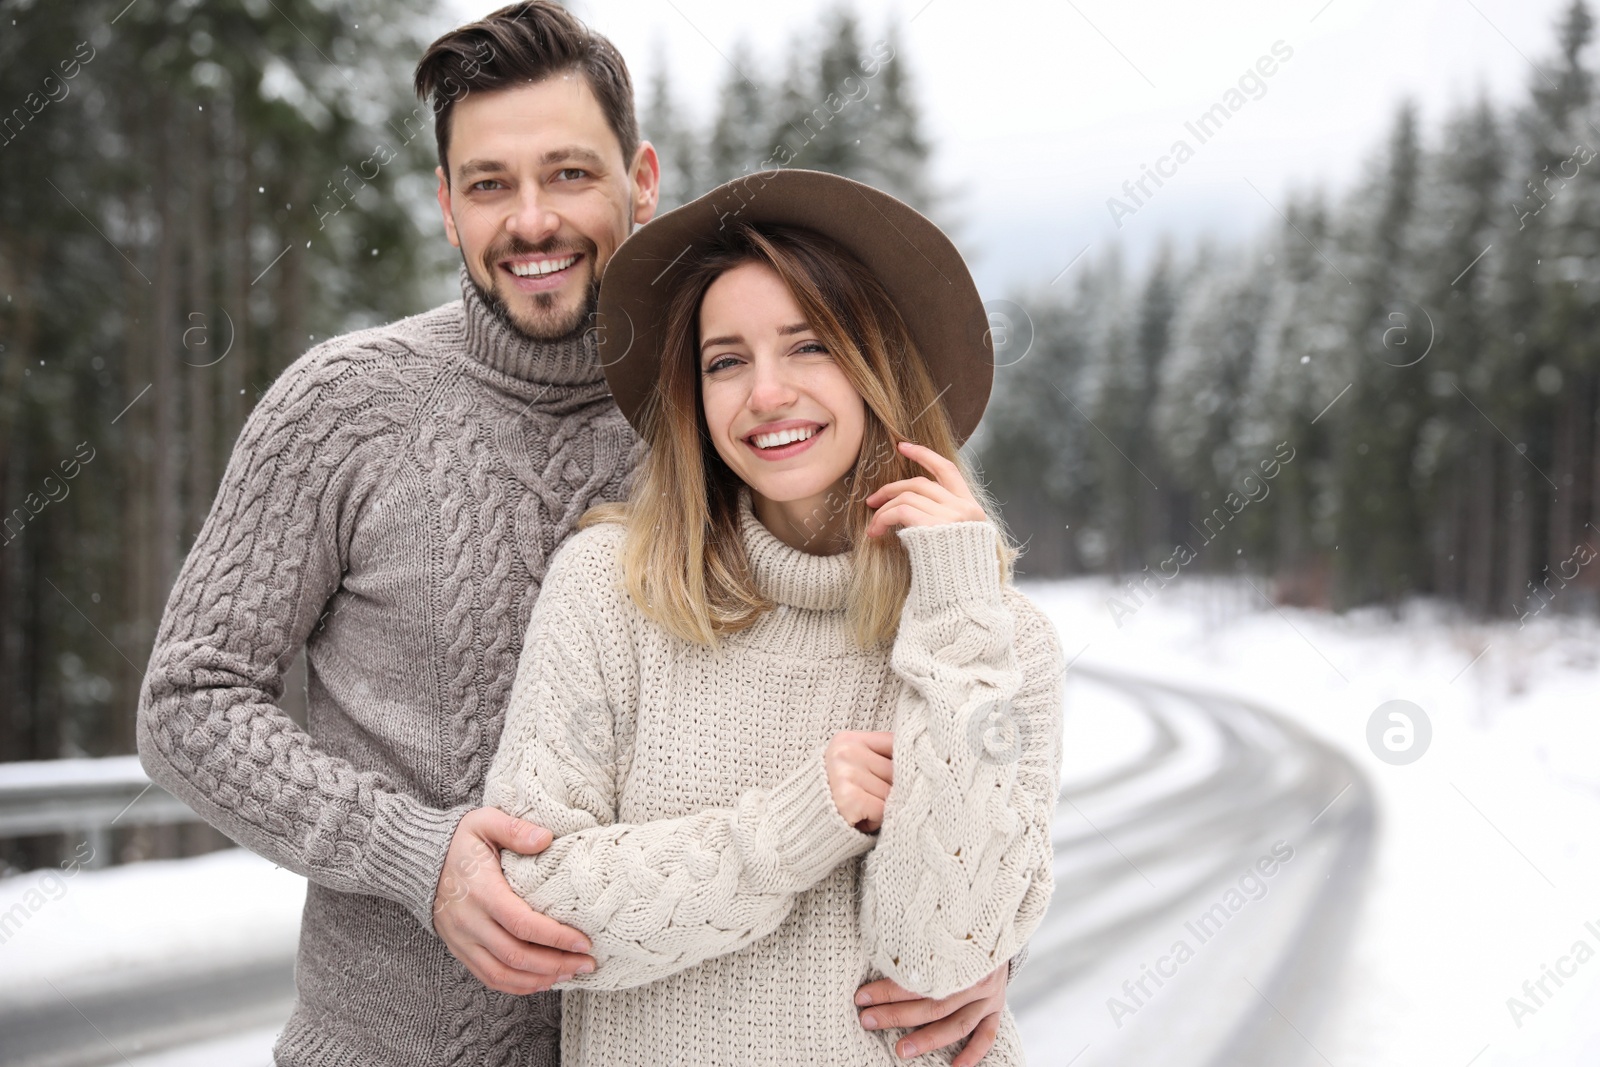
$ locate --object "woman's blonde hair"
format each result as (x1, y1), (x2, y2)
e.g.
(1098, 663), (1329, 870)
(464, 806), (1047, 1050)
(582, 222), (1016, 648)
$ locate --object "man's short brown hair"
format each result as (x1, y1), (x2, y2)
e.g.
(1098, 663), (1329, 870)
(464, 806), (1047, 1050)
(414, 1), (639, 184)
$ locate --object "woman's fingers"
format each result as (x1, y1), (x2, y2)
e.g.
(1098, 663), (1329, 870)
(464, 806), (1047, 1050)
(827, 730), (894, 827)
(851, 790), (885, 832)
(863, 747), (894, 785)
(862, 438), (988, 536)
(872, 441), (985, 522)
(896, 440), (965, 494)
(866, 495), (941, 537)
(865, 475), (957, 509)
(854, 767), (892, 801)
(858, 731), (895, 756)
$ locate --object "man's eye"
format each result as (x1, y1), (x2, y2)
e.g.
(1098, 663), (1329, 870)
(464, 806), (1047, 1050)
(471, 179), (504, 191)
(555, 168), (589, 181)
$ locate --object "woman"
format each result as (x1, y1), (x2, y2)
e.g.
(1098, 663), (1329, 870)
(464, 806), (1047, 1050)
(481, 169), (1064, 1066)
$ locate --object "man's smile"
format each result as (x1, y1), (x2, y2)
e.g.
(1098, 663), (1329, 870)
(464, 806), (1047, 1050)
(500, 252), (584, 292)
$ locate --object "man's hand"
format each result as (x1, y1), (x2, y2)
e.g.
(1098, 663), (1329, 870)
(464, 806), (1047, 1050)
(855, 963), (1010, 1064)
(433, 807), (597, 994)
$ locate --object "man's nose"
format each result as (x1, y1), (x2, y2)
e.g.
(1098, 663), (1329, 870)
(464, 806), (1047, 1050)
(504, 184), (560, 243)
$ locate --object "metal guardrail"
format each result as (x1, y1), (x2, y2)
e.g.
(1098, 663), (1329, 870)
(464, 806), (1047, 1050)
(0, 756), (198, 839)
(0, 758), (286, 1067)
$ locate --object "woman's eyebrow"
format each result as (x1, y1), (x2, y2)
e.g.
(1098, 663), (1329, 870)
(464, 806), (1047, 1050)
(699, 323), (812, 354)
(700, 333), (742, 353)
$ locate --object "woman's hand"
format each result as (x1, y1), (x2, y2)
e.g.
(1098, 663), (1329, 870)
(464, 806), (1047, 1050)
(864, 441), (987, 538)
(824, 730), (894, 833)
(856, 963), (1010, 1065)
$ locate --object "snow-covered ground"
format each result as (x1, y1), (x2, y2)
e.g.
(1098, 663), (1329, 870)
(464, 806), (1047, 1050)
(2, 576), (1597, 1065)
(0, 848), (302, 1065)
(0, 848), (303, 1007)
(1024, 575), (1600, 1066)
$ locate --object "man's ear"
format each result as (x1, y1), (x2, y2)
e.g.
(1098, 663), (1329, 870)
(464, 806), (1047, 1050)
(436, 165), (461, 248)
(631, 140), (662, 225)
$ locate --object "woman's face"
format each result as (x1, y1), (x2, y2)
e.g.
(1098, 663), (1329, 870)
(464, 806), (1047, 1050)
(698, 261), (866, 523)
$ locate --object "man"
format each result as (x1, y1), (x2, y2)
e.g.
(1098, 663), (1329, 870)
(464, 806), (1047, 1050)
(137, 4), (1016, 1064)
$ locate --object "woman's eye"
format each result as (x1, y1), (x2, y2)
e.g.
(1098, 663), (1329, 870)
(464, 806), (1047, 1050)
(796, 341), (829, 355)
(704, 355), (739, 374)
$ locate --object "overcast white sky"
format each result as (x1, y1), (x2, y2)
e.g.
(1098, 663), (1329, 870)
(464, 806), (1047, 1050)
(438, 0), (1579, 296)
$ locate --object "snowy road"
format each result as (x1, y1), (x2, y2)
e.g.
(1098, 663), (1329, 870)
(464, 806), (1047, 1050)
(1011, 665), (1375, 1067)
(1, 664), (1373, 1067)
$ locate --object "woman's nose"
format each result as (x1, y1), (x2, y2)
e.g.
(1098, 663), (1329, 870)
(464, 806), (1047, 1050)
(746, 357), (798, 411)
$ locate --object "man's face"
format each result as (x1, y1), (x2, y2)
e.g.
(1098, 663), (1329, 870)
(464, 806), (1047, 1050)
(436, 73), (659, 342)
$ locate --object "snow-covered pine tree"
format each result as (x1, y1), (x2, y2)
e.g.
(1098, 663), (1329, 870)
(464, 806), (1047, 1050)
(706, 38), (772, 186)
(860, 22), (936, 214)
(640, 41), (703, 212)
(1326, 102), (1426, 608)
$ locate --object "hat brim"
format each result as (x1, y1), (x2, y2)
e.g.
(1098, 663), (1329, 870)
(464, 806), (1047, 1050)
(595, 169), (993, 445)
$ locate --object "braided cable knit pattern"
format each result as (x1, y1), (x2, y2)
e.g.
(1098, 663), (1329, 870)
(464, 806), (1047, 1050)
(859, 521), (1065, 1000)
(484, 523), (877, 988)
(136, 275), (635, 1067)
(479, 496), (1064, 1066)
(137, 343), (435, 896)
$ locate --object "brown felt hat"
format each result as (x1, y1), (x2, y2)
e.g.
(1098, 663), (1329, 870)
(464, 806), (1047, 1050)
(594, 169), (994, 445)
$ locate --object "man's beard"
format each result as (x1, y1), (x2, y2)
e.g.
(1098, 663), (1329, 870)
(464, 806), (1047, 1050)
(465, 243), (599, 345)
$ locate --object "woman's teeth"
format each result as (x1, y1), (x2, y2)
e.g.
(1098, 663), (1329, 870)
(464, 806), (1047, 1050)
(751, 426), (818, 449)
(509, 255), (577, 277)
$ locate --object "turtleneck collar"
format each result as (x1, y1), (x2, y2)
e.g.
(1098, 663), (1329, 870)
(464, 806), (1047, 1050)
(737, 487), (854, 612)
(458, 264), (607, 388)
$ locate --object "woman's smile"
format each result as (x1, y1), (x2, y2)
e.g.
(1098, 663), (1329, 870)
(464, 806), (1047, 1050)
(744, 420), (828, 460)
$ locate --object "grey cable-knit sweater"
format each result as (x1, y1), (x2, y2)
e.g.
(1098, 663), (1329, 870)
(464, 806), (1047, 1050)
(136, 265), (641, 1066)
(482, 491), (1065, 1065)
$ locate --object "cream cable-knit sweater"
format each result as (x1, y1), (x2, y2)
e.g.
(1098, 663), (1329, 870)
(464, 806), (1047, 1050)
(482, 489), (1065, 1066)
(137, 266), (641, 1066)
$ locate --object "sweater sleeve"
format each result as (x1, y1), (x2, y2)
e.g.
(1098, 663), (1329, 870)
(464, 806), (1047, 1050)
(858, 521), (1065, 999)
(135, 347), (470, 931)
(481, 529), (878, 992)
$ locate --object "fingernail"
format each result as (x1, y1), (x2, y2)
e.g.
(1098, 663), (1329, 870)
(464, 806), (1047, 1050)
(855, 991), (872, 1006)
(901, 1041), (918, 1057)
(861, 1012), (878, 1029)
(577, 961), (595, 974)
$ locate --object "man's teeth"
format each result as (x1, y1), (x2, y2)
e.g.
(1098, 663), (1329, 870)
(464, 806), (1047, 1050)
(509, 255), (577, 277)
(752, 426), (818, 449)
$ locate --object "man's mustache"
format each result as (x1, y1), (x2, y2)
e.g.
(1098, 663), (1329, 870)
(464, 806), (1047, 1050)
(485, 237), (596, 265)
